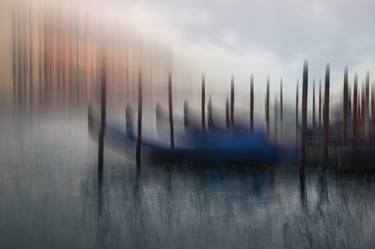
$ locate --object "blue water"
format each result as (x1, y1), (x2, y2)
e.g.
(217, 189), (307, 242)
(1, 110), (375, 249)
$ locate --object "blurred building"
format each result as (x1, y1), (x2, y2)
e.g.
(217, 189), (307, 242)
(0, 0), (172, 109)
(0, 0), (13, 103)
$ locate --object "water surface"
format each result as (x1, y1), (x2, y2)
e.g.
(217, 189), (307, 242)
(1, 111), (375, 249)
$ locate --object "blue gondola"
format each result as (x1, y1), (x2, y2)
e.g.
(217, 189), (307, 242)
(88, 106), (297, 165)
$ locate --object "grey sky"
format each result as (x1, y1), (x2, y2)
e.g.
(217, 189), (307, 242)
(92, 0), (375, 102)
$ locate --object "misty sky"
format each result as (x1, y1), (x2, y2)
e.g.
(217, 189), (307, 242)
(88, 0), (375, 101)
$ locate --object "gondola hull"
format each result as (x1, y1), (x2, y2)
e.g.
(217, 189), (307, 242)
(88, 107), (297, 166)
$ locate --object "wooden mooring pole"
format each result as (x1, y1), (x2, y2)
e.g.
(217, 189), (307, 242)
(274, 97), (278, 142)
(348, 85), (352, 118)
(230, 76), (235, 128)
(250, 75), (254, 131)
(366, 71), (370, 118)
(299, 61), (308, 207)
(184, 100), (189, 128)
(98, 67), (106, 174)
(265, 77), (270, 135)
(280, 78), (283, 134)
(136, 71), (143, 168)
(319, 81), (322, 129)
(296, 82), (299, 143)
(226, 97), (230, 129)
(168, 74), (175, 149)
(312, 80), (316, 130)
(301, 61), (308, 166)
(343, 66), (349, 144)
(372, 86), (375, 120)
(359, 85), (366, 142)
(365, 71), (370, 140)
(323, 64), (330, 167)
(201, 74), (206, 131)
(353, 73), (358, 146)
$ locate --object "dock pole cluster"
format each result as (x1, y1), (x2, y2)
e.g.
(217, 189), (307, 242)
(94, 61), (375, 172)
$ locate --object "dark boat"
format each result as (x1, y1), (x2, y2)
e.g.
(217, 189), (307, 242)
(88, 106), (297, 165)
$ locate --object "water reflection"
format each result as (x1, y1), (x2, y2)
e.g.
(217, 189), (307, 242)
(1, 112), (375, 249)
(86, 158), (375, 249)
